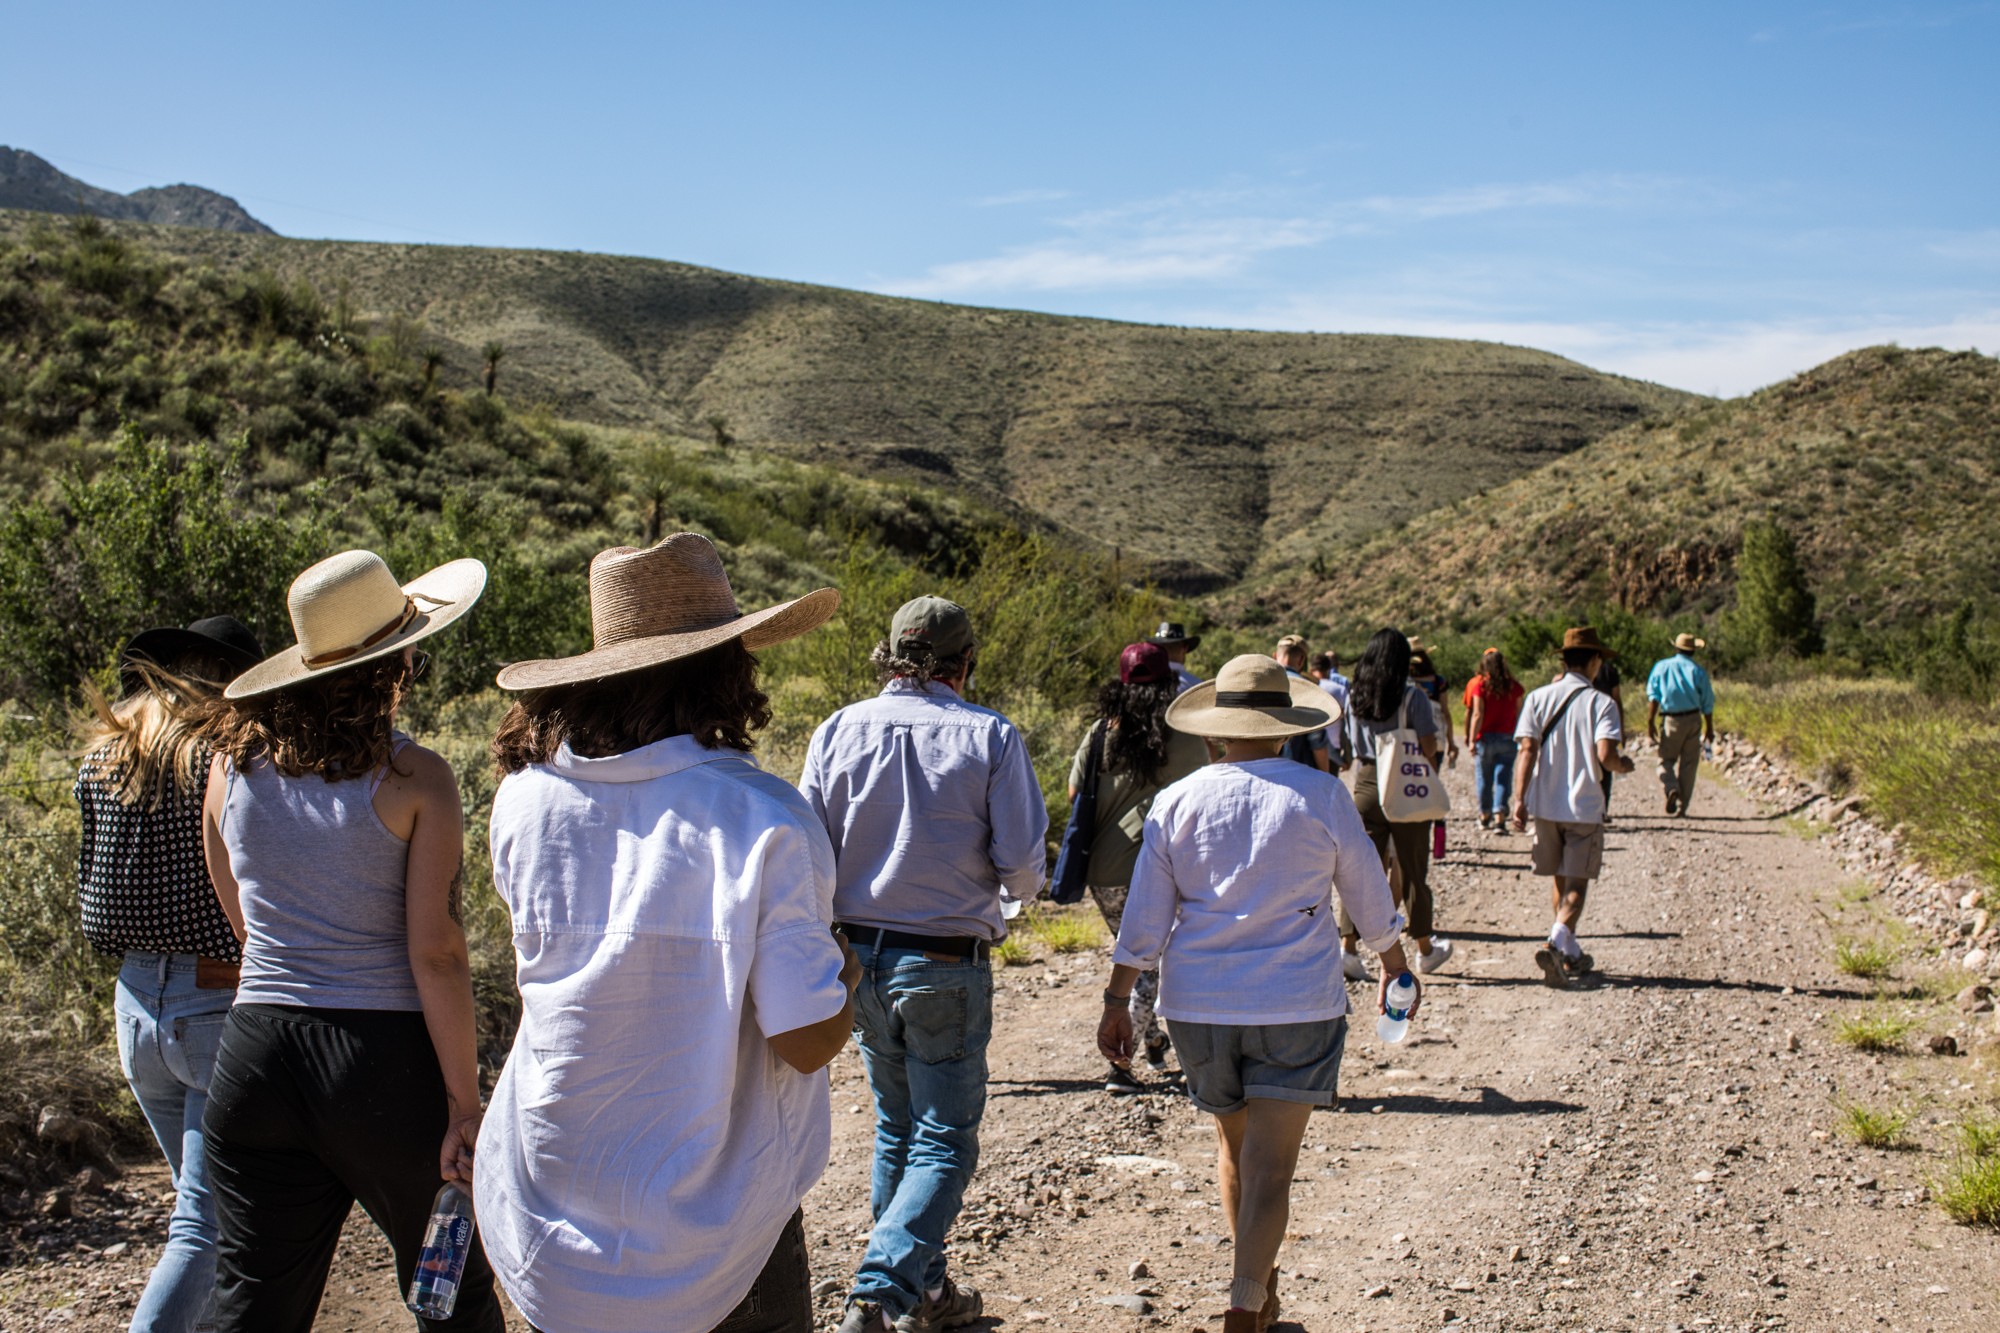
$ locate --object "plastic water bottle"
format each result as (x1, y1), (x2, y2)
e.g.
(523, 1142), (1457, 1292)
(1376, 971), (1417, 1044)
(407, 1183), (475, 1318)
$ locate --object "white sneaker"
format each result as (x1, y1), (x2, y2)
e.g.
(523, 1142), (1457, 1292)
(1341, 952), (1372, 982)
(1416, 938), (1454, 974)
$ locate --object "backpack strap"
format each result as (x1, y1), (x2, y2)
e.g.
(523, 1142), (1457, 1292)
(1539, 685), (1592, 748)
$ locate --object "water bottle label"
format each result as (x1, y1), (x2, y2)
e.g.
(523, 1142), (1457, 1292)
(409, 1213), (472, 1314)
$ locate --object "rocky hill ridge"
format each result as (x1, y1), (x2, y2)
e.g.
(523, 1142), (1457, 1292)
(0, 148), (272, 235)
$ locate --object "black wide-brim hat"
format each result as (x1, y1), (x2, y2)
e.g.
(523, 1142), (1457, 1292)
(120, 615), (265, 695)
(1148, 621), (1201, 650)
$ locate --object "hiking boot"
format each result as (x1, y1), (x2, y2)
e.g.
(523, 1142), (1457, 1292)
(1416, 938), (1454, 974)
(1221, 1308), (1261, 1333)
(1105, 1064), (1143, 1096)
(1342, 952), (1373, 983)
(1478, 812), (1493, 831)
(1534, 947), (1572, 990)
(838, 1300), (893, 1333)
(896, 1277), (983, 1332)
(1565, 951), (1595, 978)
(1665, 790), (1682, 816)
(1143, 1036), (1172, 1073)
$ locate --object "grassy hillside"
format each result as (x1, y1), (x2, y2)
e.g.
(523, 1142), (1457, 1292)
(0, 209), (1701, 589)
(1249, 345), (2000, 651)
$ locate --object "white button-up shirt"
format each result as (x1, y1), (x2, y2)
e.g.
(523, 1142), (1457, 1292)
(475, 735), (849, 1333)
(799, 678), (1048, 940)
(1115, 757), (1404, 1025)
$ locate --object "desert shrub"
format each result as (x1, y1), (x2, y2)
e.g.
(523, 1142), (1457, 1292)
(1831, 1008), (1915, 1052)
(1936, 1155), (2000, 1228)
(0, 430), (332, 700)
(1834, 937), (1895, 980)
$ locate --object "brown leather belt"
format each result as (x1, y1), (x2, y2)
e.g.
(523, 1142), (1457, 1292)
(196, 957), (241, 990)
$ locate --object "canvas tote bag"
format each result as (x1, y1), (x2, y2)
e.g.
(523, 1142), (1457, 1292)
(1377, 696), (1451, 822)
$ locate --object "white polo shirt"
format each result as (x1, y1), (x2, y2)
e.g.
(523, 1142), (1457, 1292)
(1514, 673), (1624, 825)
(476, 735), (849, 1333)
(1114, 757), (1404, 1025)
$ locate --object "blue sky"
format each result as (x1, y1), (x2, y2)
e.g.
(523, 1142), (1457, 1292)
(6, 2), (1995, 395)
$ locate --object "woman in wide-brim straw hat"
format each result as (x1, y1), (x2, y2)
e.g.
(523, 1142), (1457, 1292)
(197, 549), (507, 1332)
(1096, 654), (1419, 1333)
(478, 533), (860, 1333)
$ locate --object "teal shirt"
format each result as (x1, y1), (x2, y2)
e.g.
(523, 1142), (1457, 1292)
(1646, 654), (1714, 715)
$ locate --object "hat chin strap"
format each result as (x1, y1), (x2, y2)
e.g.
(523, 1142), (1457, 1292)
(301, 595), (436, 668)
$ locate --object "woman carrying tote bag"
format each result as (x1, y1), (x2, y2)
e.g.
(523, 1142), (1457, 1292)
(1337, 629), (1452, 978)
(198, 550), (504, 1333)
(1067, 642), (1208, 1095)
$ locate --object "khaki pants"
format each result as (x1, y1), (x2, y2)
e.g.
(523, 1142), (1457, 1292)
(1657, 712), (1703, 808)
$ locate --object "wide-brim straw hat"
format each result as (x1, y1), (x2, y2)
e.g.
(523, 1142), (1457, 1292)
(496, 532), (838, 690)
(227, 552), (487, 699)
(1166, 653), (1337, 741)
(1673, 632), (1708, 652)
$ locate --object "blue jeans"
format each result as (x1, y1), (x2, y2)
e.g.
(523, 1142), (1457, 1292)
(1476, 735), (1518, 816)
(848, 941), (994, 1318)
(116, 953), (233, 1333)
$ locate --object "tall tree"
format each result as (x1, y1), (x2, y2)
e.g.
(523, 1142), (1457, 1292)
(1730, 519), (1822, 657)
(482, 341), (506, 396)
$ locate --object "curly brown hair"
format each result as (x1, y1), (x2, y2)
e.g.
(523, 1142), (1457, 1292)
(204, 655), (415, 782)
(491, 641), (772, 776)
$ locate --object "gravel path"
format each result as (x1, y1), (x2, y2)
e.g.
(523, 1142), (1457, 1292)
(6, 744), (1996, 1331)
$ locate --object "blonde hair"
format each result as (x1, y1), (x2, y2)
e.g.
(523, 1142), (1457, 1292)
(74, 662), (219, 811)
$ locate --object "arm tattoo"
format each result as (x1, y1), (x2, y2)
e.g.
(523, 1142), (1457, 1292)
(447, 856), (465, 927)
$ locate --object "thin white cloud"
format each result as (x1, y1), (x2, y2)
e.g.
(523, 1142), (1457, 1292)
(892, 174), (1693, 297)
(1930, 229), (2000, 263)
(888, 214), (1336, 296)
(1168, 295), (2000, 397)
(973, 188), (1071, 208)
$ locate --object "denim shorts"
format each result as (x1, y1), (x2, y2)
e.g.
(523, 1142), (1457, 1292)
(1165, 1016), (1348, 1116)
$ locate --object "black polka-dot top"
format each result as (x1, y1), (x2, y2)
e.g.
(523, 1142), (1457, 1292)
(74, 747), (241, 961)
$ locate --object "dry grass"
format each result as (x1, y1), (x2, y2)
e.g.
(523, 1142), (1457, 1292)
(1020, 905), (1107, 955)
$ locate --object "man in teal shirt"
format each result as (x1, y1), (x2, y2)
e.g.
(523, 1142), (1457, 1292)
(1645, 633), (1716, 816)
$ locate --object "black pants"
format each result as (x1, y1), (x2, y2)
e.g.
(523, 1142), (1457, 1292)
(528, 1209), (813, 1333)
(202, 1004), (505, 1333)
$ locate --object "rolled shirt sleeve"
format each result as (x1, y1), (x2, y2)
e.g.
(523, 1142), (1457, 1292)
(987, 722), (1051, 903)
(746, 818), (850, 1039)
(1111, 810), (1179, 972)
(1327, 783), (1405, 954)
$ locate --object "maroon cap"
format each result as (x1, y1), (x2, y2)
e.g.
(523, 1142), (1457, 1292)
(1120, 642), (1171, 685)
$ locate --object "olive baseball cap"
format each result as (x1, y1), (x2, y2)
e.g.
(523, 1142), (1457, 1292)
(891, 596), (974, 658)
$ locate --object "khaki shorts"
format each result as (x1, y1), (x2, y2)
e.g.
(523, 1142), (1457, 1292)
(1532, 819), (1605, 879)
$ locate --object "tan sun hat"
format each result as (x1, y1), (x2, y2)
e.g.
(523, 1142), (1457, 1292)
(1673, 632), (1707, 652)
(495, 532), (838, 690)
(226, 551), (487, 699)
(1166, 653), (1336, 741)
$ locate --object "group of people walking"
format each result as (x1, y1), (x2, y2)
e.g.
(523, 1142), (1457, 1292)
(74, 532), (1718, 1333)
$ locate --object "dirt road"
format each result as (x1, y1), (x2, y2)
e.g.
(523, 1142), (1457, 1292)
(8, 746), (1997, 1330)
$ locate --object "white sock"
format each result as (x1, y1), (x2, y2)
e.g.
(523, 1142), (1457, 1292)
(926, 1286), (943, 1303)
(1549, 922), (1580, 959)
(1228, 1276), (1270, 1312)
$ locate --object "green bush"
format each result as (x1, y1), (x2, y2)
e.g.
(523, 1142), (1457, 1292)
(1726, 519), (1822, 658)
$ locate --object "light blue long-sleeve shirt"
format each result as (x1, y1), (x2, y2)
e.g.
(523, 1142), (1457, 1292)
(1646, 654), (1715, 715)
(799, 678), (1048, 941)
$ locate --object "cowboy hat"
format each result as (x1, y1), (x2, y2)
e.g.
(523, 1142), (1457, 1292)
(120, 615), (264, 695)
(1148, 621), (1201, 650)
(496, 533), (837, 690)
(1558, 626), (1616, 658)
(1673, 633), (1707, 652)
(226, 551), (486, 699)
(1166, 654), (1336, 741)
